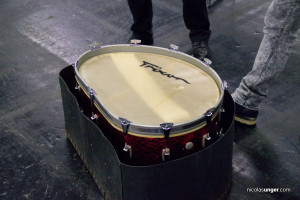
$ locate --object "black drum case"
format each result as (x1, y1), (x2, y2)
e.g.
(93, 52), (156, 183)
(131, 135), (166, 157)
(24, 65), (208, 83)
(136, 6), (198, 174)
(59, 65), (234, 200)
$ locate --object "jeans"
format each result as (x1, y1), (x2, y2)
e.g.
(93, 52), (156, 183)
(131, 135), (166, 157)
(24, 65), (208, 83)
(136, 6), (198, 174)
(127, 0), (211, 43)
(232, 0), (300, 110)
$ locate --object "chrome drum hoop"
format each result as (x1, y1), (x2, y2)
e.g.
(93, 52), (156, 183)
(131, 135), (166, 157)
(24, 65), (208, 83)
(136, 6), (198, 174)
(74, 44), (224, 137)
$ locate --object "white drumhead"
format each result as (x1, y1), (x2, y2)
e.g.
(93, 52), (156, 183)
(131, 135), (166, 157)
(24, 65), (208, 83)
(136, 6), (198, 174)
(78, 51), (220, 126)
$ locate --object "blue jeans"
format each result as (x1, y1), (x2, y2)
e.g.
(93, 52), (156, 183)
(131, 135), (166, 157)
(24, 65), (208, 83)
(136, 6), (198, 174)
(232, 0), (300, 110)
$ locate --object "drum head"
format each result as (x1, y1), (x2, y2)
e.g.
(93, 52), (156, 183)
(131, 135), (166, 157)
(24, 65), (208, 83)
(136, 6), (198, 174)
(78, 49), (220, 127)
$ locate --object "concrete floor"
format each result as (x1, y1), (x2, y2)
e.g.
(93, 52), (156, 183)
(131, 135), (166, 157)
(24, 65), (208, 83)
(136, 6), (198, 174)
(0, 0), (299, 199)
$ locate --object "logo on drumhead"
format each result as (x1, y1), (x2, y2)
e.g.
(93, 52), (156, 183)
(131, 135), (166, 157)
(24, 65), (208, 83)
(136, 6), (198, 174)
(140, 61), (191, 84)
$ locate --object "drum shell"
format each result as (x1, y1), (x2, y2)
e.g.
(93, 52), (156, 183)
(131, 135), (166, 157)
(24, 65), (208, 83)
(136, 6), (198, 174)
(78, 87), (219, 165)
(74, 45), (224, 165)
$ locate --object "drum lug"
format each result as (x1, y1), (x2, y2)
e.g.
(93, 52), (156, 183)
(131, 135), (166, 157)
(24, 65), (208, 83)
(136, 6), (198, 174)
(169, 44), (179, 52)
(130, 39), (141, 46)
(160, 123), (173, 141)
(88, 87), (97, 120)
(160, 123), (173, 162)
(204, 108), (215, 127)
(220, 107), (225, 113)
(222, 81), (228, 90)
(202, 133), (210, 148)
(203, 108), (216, 148)
(218, 107), (225, 122)
(123, 143), (132, 159)
(72, 62), (81, 90)
(218, 128), (224, 138)
(119, 117), (132, 158)
(203, 58), (212, 65)
(206, 133), (211, 141)
(75, 82), (80, 90)
(89, 43), (101, 51)
(72, 61), (78, 71)
(216, 107), (226, 138)
(91, 114), (98, 120)
(119, 117), (131, 135)
(162, 148), (170, 162)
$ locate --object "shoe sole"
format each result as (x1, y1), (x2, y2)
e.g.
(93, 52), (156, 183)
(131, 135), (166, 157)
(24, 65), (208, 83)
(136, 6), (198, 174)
(234, 116), (257, 126)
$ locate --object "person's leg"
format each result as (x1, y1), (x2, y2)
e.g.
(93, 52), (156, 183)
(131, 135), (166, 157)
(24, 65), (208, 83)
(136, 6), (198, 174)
(182, 0), (211, 42)
(183, 0), (211, 60)
(232, 0), (300, 125)
(127, 0), (153, 44)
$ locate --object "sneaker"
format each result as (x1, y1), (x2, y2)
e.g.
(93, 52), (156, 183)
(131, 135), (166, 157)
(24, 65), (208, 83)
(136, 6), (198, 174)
(127, 32), (153, 45)
(234, 102), (258, 126)
(186, 41), (209, 60)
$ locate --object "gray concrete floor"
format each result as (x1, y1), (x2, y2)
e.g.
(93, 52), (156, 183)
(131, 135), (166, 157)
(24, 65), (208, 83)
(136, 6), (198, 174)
(0, 0), (299, 199)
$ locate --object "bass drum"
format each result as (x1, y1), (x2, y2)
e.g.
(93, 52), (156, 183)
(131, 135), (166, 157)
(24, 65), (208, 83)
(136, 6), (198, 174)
(74, 44), (225, 165)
